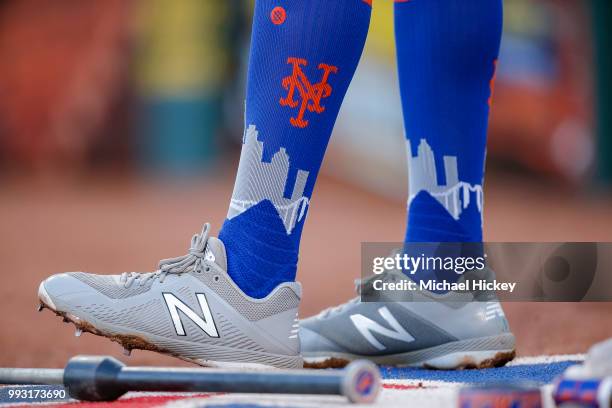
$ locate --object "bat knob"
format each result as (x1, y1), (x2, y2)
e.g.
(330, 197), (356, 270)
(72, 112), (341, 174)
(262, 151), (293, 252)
(341, 360), (381, 404)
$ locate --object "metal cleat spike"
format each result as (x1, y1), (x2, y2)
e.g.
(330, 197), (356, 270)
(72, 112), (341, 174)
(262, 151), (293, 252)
(122, 347), (132, 356)
(74, 328), (83, 337)
(37, 303), (44, 312)
(63, 317), (70, 323)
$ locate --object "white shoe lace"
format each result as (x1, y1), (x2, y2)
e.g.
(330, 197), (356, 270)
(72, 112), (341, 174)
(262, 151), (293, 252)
(318, 296), (360, 318)
(120, 223), (213, 288)
(317, 266), (404, 318)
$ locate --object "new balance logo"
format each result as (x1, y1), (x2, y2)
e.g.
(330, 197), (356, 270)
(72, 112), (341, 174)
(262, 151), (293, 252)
(163, 293), (219, 338)
(350, 307), (415, 350)
(280, 57), (338, 128)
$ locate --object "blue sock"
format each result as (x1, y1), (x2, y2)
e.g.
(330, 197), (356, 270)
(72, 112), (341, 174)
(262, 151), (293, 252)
(219, 0), (371, 298)
(395, 0), (503, 282)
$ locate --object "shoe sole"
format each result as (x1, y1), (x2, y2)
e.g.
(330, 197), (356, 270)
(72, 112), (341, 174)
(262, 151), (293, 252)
(38, 283), (302, 370)
(303, 333), (516, 369)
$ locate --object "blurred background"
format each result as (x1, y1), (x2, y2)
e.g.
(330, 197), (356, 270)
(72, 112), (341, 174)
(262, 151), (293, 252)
(1, 0), (611, 367)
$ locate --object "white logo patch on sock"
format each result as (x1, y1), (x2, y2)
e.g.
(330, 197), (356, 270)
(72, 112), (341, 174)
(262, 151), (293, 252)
(406, 138), (483, 221)
(227, 124), (310, 234)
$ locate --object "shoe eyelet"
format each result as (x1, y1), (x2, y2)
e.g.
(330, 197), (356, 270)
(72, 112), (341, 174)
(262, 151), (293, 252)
(205, 266), (211, 272)
(213, 275), (220, 282)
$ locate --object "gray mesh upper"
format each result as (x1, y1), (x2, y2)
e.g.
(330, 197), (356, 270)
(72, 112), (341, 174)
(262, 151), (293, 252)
(70, 272), (154, 299)
(68, 270), (299, 322)
(193, 271), (299, 321)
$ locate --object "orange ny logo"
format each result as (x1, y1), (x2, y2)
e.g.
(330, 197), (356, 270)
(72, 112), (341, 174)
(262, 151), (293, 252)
(279, 57), (338, 128)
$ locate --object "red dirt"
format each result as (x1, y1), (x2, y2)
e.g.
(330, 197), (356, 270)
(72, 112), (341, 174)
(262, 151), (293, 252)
(1, 171), (611, 368)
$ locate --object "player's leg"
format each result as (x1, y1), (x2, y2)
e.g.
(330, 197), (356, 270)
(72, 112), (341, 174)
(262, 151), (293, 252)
(38, 0), (372, 368)
(301, 0), (515, 369)
(220, 0), (372, 299)
(399, 0), (500, 247)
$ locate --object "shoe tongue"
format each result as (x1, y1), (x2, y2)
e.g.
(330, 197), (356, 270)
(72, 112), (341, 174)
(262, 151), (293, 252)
(204, 237), (227, 271)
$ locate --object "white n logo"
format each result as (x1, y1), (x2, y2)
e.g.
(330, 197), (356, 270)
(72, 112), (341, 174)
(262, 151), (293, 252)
(163, 293), (219, 338)
(350, 307), (414, 350)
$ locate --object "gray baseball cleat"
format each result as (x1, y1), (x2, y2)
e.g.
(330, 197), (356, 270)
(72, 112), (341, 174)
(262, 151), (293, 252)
(300, 268), (515, 369)
(38, 224), (302, 369)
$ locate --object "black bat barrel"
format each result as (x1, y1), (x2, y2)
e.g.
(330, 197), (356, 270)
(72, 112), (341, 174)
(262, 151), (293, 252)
(63, 355), (127, 401)
(119, 367), (345, 394)
(2, 356), (380, 404)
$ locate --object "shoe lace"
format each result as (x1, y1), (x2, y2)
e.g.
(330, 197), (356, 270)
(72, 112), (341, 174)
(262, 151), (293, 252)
(120, 223), (213, 288)
(318, 296), (360, 318)
(317, 278), (367, 318)
(317, 263), (403, 318)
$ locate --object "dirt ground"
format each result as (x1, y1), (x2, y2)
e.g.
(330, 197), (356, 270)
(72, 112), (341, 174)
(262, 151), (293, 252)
(1, 169), (611, 368)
